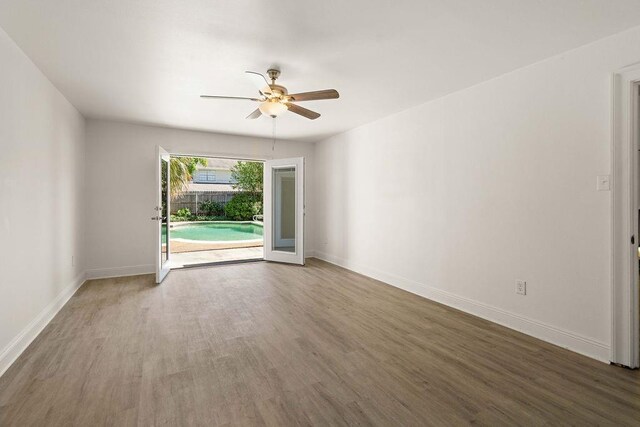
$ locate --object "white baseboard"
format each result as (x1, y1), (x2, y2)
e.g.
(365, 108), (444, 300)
(0, 272), (86, 378)
(313, 251), (611, 363)
(85, 264), (154, 280)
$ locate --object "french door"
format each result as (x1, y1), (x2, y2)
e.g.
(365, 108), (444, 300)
(154, 146), (171, 283)
(263, 157), (305, 265)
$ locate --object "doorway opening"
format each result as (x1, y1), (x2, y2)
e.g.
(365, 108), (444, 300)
(155, 150), (305, 283)
(167, 155), (265, 268)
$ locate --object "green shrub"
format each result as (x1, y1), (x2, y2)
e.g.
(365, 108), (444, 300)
(224, 193), (262, 221)
(199, 200), (224, 216)
(176, 208), (191, 218)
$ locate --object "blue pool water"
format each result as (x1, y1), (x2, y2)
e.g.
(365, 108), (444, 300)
(163, 222), (263, 242)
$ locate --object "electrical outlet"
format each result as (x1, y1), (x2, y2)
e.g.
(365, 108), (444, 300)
(516, 280), (526, 295)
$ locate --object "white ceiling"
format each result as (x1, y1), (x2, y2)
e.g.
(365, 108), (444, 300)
(2, 1), (640, 142)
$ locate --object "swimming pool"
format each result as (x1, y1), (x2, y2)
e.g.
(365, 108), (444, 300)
(164, 221), (263, 243)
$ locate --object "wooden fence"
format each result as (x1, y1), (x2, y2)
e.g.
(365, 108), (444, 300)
(171, 191), (237, 215)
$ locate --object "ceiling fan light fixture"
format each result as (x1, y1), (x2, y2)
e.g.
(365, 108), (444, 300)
(201, 69), (337, 120)
(259, 100), (288, 117)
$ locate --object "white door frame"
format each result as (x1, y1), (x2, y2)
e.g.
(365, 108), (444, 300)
(611, 64), (640, 368)
(264, 157), (305, 265)
(156, 145), (171, 283)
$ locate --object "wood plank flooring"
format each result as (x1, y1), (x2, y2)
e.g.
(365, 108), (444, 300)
(1, 258), (639, 426)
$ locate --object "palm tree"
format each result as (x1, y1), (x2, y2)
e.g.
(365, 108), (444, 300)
(163, 156), (208, 199)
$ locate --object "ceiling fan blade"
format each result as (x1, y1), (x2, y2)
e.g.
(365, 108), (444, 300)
(246, 108), (262, 119)
(245, 71), (272, 95)
(288, 89), (339, 102)
(200, 95), (260, 101)
(285, 103), (321, 120)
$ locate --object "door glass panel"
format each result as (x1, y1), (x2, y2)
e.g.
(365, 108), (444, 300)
(273, 166), (296, 253)
(161, 157), (169, 265)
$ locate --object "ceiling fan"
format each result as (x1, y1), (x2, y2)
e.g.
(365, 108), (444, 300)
(200, 69), (339, 120)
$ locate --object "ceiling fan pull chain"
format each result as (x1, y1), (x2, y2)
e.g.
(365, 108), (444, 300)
(272, 117), (277, 151)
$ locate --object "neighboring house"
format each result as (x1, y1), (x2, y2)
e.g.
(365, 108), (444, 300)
(172, 158), (240, 214)
(187, 158), (239, 193)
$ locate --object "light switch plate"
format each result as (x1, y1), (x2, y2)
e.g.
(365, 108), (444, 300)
(597, 175), (611, 191)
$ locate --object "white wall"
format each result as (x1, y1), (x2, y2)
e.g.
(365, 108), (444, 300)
(313, 26), (640, 362)
(84, 120), (315, 278)
(0, 27), (85, 375)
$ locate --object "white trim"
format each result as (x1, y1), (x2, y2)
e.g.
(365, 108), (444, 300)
(611, 65), (640, 368)
(0, 273), (86, 377)
(86, 264), (154, 280)
(313, 252), (611, 363)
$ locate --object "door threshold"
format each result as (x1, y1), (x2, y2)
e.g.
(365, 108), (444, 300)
(171, 258), (264, 270)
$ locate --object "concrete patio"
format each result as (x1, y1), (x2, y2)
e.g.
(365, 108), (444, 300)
(170, 246), (264, 267)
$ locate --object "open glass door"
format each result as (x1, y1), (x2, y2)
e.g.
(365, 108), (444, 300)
(155, 146), (171, 283)
(264, 157), (304, 265)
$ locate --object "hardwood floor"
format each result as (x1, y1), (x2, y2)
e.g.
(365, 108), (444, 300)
(1, 259), (639, 426)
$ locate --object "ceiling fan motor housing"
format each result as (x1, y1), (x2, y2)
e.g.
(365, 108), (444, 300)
(267, 68), (281, 82)
(268, 84), (288, 98)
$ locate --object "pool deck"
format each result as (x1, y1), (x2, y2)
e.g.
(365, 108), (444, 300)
(169, 239), (262, 253)
(171, 247), (264, 267)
